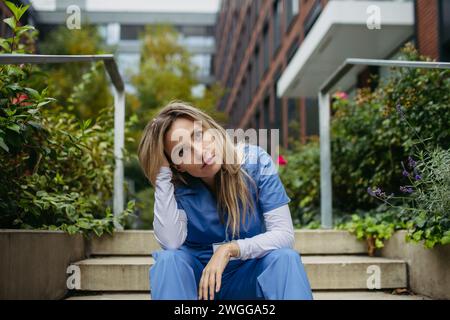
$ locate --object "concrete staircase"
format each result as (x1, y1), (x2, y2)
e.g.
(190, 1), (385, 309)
(65, 230), (427, 300)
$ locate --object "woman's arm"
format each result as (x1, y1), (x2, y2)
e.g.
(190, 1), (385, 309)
(153, 166), (188, 250)
(234, 204), (295, 260)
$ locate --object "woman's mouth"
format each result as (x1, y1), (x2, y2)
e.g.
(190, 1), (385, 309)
(202, 155), (215, 168)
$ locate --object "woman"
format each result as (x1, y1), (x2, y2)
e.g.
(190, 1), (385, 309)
(138, 101), (313, 300)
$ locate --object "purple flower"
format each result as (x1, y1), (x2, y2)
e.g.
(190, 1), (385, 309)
(408, 156), (416, 169)
(415, 174), (422, 181)
(400, 186), (413, 194)
(368, 187), (386, 198)
(402, 170), (410, 177)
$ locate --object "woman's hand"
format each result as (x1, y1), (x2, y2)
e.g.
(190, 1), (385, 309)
(198, 242), (240, 300)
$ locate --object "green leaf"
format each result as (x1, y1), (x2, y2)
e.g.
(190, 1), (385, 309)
(15, 25), (35, 37)
(0, 38), (11, 51)
(3, 16), (16, 30)
(0, 137), (9, 152)
(66, 225), (79, 235)
(4, 108), (16, 116)
(24, 87), (40, 99)
(375, 238), (384, 248)
(7, 123), (20, 133)
(36, 100), (53, 108)
(4, 1), (29, 22)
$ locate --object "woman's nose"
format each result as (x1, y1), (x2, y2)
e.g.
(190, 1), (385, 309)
(192, 143), (204, 164)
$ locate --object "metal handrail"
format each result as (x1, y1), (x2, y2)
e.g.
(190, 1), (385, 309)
(318, 58), (450, 228)
(0, 54), (126, 230)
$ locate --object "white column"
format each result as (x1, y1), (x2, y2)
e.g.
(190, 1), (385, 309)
(318, 92), (333, 229)
(113, 87), (125, 230)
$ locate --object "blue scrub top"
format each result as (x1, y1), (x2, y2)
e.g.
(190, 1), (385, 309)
(174, 144), (291, 251)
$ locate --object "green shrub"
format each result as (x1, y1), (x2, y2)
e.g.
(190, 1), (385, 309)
(333, 44), (450, 249)
(0, 2), (134, 236)
(331, 44), (450, 213)
(403, 148), (450, 247)
(279, 138), (321, 227)
(336, 207), (407, 256)
(128, 187), (155, 230)
(367, 144), (450, 248)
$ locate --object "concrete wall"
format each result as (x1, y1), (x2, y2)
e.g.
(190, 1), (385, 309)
(0, 230), (86, 300)
(379, 230), (450, 300)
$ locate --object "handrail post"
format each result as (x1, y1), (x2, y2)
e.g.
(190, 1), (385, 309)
(318, 91), (332, 229)
(113, 86), (125, 230)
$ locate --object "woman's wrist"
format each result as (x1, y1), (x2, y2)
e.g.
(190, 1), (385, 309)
(225, 241), (240, 258)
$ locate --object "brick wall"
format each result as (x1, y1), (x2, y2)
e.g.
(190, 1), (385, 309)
(416, 0), (440, 59)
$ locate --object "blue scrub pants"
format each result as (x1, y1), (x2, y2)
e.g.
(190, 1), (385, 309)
(149, 247), (313, 300)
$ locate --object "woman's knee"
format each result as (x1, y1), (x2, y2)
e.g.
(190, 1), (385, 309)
(154, 248), (185, 262)
(151, 248), (201, 275)
(264, 248), (300, 264)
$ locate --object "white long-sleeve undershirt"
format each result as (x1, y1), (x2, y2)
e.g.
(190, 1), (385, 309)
(153, 166), (295, 259)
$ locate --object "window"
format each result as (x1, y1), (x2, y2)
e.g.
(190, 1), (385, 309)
(273, 0), (282, 55)
(191, 54), (211, 78)
(246, 66), (252, 107)
(252, 45), (260, 93)
(255, 109), (261, 131)
(285, 0), (299, 30)
(120, 25), (144, 40)
(303, 0), (322, 37)
(263, 95), (271, 130)
(439, 0), (450, 61)
(286, 38), (299, 65)
(263, 23), (270, 74)
(287, 98), (300, 147)
(273, 69), (284, 146)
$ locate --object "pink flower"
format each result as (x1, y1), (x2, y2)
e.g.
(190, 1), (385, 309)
(11, 93), (32, 106)
(334, 91), (348, 100)
(278, 155), (287, 166)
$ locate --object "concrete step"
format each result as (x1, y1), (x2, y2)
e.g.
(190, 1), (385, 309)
(88, 230), (367, 256)
(312, 290), (428, 300)
(71, 255), (407, 291)
(65, 290), (427, 300)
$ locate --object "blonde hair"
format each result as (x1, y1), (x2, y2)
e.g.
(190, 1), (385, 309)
(138, 101), (257, 239)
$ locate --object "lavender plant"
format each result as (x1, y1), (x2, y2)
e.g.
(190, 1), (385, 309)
(367, 104), (450, 248)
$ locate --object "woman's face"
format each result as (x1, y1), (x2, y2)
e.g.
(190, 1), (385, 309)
(164, 117), (222, 179)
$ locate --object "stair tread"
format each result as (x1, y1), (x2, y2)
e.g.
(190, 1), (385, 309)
(313, 291), (429, 300)
(73, 255), (405, 266)
(88, 230), (368, 256)
(65, 291), (428, 300)
(75, 256), (154, 265)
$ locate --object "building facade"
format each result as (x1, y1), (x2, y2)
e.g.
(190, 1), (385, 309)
(29, 0), (217, 92)
(214, 0), (450, 149)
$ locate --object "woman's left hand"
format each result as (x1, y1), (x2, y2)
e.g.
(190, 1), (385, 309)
(198, 242), (239, 300)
